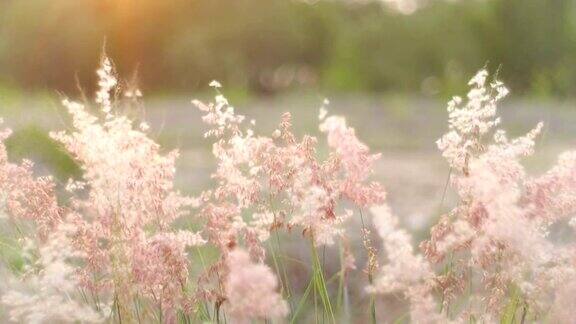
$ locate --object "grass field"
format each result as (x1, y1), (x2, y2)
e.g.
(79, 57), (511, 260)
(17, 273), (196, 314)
(1, 90), (575, 322)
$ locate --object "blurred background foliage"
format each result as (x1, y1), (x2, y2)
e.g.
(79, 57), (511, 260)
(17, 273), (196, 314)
(0, 0), (575, 97)
(4, 126), (82, 181)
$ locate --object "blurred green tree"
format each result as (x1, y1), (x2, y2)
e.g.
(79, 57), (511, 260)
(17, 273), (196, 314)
(0, 0), (575, 96)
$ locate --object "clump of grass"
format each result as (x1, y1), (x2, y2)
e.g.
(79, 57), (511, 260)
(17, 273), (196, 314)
(0, 57), (575, 324)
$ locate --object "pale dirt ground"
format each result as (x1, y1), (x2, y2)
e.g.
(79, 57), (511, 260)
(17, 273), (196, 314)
(1, 93), (575, 321)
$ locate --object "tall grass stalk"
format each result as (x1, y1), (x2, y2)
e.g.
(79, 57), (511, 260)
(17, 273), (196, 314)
(309, 240), (336, 323)
(336, 243), (350, 322)
(359, 210), (377, 324)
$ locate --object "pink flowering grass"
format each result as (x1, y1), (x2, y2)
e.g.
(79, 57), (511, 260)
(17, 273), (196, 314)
(0, 56), (575, 323)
